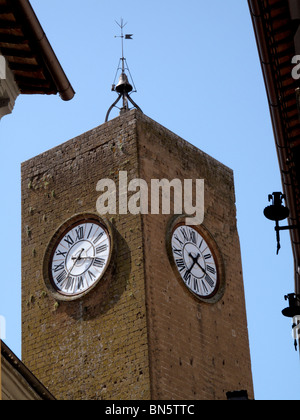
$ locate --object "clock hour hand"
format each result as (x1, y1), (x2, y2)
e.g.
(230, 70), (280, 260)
(68, 248), (84, 276)
(71, 255), (96, 261)
(186, 262), (196, 275)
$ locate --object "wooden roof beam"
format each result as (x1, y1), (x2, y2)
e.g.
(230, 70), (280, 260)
(0, 33), (27, 43)
(0, 47), (35, 58)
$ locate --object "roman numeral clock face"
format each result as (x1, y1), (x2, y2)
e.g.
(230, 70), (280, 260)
(46, 219), (112, 300)
(171, 225), (222, 302)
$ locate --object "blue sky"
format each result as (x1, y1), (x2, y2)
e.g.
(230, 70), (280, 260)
(1, 0), (299, 400)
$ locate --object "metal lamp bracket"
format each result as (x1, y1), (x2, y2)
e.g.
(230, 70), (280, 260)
(264, 192), (298, 254)
(274, 222), (299, 255)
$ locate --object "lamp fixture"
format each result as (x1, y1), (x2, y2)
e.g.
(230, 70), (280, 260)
(263, 192), (298, 254)
(282, 293), (300, 351)
(282, 293), (300, 318)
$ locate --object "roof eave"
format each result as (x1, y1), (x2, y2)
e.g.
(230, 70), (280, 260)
(14, 0), (75, 101)
(248, 0), (300, 292)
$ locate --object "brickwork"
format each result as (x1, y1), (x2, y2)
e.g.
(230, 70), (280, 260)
(21, 112), (151, 400)
(136, 114), (254, 400)
(21, 110), (253, 400)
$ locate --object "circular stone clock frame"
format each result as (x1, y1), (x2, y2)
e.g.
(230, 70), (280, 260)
(43, 214), (114, 302)
(166, 216), (225, 304)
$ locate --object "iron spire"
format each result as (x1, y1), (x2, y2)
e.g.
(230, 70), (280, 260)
(105, 19), (142, 122)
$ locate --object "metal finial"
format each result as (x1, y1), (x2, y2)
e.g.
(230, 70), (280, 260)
(105, 19), (142, 122)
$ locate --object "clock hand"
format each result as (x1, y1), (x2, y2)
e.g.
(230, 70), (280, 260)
(187, 253), (200, 274)
(186, 262), (195, 275)
(189, 252), (199, 260)
(71, 255), (96, 260)
(67, 248), (84, 276)
(83, 243), (95, 255)
(195, 260), (207, 275)
(189, 253), (207, 275)
(71, 242), (98, 261)
(61, 248), (85, 292)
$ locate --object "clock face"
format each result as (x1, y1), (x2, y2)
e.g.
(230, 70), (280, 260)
(171, 224), (219, 301)
(48, 219), (111, 298)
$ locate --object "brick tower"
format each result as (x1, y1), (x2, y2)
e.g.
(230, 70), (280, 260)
(21, 110), (254, 400)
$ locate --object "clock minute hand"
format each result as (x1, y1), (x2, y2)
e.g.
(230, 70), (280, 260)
(196, 260), (207, 275)
(61, 248), (85, 292)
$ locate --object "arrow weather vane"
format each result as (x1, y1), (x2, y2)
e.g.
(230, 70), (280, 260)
(105, 19), (142, 122)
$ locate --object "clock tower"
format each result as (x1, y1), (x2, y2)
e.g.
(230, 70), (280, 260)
(21, 109), (254, 400)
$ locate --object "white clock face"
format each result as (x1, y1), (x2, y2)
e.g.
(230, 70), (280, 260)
(171, 225), (219, 300)
(49, 220), (111, 297)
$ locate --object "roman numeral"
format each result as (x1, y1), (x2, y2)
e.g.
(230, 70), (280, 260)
(189, 229), (196, 244)
(64, 235), (74, 248)
(180, 227), (188, 242)
(87, 225), (93, 239)
(207, 265), (216, 275)
(93, 232), (104, 245)
(76, 276), (84, 291)
(93, 258), (106, 268)
(205, 274), (215, 288)
(201, 280), (209, 294)
(204, 253), (212, 260)
(96, 244), (108, 254)
(88, 270), (96, 281)
(174, 234), (184, 246)
(193, 278), (200, 293)
(64, 277), (75, 292)
(56, 249), (67, 258)
(56, 270), (67, 284)
(183, 270), (191, 285)
(172, 246), (182, 257)
(75, 226), (84, 241)
(175, 258), (186, 273)
(53, 262), (64, 273)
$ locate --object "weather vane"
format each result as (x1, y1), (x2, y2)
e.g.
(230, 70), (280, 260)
(105, 19), (142, 122)
(114, 19), (133, 71)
